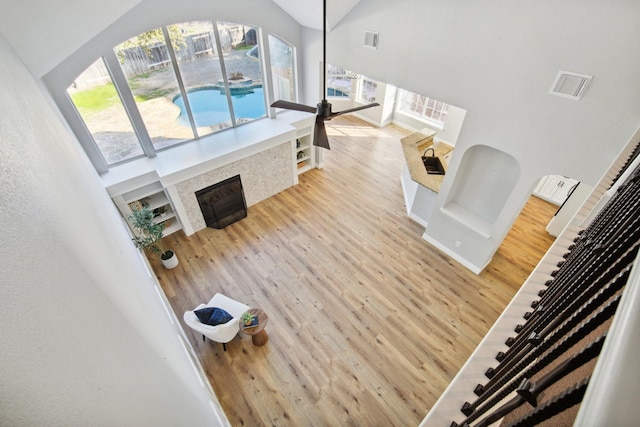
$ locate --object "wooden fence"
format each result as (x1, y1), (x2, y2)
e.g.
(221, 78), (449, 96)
(74, 25), (257, 90)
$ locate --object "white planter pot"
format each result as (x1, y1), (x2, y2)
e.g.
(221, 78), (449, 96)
(161, 251), (179, 269)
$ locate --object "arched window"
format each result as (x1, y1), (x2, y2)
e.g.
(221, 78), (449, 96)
(67, 58), (143, 165)
(66, 21), (293, 170)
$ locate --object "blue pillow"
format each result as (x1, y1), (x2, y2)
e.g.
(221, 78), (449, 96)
(194, 307), (233, 326)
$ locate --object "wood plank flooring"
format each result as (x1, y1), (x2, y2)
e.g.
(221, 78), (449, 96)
(151, 116), (557, 426)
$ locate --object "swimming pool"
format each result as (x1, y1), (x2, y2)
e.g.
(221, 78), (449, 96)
(327, 87), (349, 97)
(173, 87), (266, 127)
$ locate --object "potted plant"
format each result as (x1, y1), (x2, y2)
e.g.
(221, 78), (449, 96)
(153, 205), (167, 218)
(128, 206), (179, 269)
(241, 311), (257, 328)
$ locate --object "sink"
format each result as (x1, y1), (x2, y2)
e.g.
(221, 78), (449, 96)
(422, 155), (446, 175)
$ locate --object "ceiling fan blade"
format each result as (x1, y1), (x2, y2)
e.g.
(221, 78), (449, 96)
(313, 117), (331, 150)
(331, 102), (380, 118)
(271, 100), (317, 114)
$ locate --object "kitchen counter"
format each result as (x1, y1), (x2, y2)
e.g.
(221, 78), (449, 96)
(400, 130), (454, 193)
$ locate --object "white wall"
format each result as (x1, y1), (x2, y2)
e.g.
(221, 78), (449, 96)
(301, 0), (640, 271)
(0, 33), (225, 426)
(352, 81), (397, 126)
(0, 0), (143, 78)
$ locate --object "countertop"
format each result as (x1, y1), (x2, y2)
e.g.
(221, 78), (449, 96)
(400, 131), (454, 193)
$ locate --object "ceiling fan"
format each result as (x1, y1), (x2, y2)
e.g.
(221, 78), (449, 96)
(270, 0), (380, 150)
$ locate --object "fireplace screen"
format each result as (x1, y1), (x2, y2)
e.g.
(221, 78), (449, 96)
(195, 175), (247, 229)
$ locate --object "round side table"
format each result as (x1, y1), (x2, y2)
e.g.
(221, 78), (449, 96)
(240, 308), (269, 346)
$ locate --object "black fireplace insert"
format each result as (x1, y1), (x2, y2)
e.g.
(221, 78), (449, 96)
(195, 175), (247, 229)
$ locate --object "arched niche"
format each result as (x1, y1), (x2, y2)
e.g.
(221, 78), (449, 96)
(442, 145), (520, 237)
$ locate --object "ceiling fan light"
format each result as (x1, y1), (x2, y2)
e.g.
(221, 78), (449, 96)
(269, 0), (380, 150)
(317, 100), (332, 117)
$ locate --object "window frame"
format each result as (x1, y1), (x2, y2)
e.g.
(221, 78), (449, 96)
(268, 34), (298, 103)
(64, 21), (291, 173)
(326, 64), (353, 98)
(398, 89), (449, 128)
(357, 77), (377, 104)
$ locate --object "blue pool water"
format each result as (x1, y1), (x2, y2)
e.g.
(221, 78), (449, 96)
(173, 88), (266, 127)
(327, 87), (349, 97)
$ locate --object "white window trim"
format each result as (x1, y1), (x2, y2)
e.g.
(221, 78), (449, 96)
(395, 110), (445, 131)
(326, 65), (354, 99)
(397, 90), (448, 129)
(357, 77), (377, 104)
(63, 22), (293, 174)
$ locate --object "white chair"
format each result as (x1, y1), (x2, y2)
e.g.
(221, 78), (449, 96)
(183, 293), (250, 351)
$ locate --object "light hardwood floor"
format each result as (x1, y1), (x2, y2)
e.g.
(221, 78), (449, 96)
(151, 116), (557, 426)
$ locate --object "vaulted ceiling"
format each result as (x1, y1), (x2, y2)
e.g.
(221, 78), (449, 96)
(271, 0), (361, 30)
(0, 0), (359, 78)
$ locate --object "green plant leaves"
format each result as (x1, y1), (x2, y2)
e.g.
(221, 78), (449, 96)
(128, 207), (166, 255)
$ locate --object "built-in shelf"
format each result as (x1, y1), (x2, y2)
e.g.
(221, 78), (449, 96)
(160, 215), (182, 235)
(140, 192), (172, 211)
(440, 203), (492, 238)
(116, 181), (183, 236)
(294, 130), (315, 175)
(152, 211), (176, 225)
(122, 182), (164, 204)
(100, 110), (317, 237)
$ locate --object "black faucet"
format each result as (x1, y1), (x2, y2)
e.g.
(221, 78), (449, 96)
(421, 147), (445, 175)
(422, 147), (435, 158)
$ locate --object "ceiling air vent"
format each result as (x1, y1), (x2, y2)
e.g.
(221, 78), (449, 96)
(549, 71), (592, 100)
(364, 31), (379, 49)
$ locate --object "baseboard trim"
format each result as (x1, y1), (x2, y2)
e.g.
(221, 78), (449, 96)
(421, 232), (489, 275)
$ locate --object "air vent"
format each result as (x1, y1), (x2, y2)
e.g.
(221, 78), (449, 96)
(549, 71), (592, 100)
(364, 31), (379, 49)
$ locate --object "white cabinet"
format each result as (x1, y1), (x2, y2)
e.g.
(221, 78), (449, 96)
(534, 175), (579, 206)
(113, 181), (183, 236)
